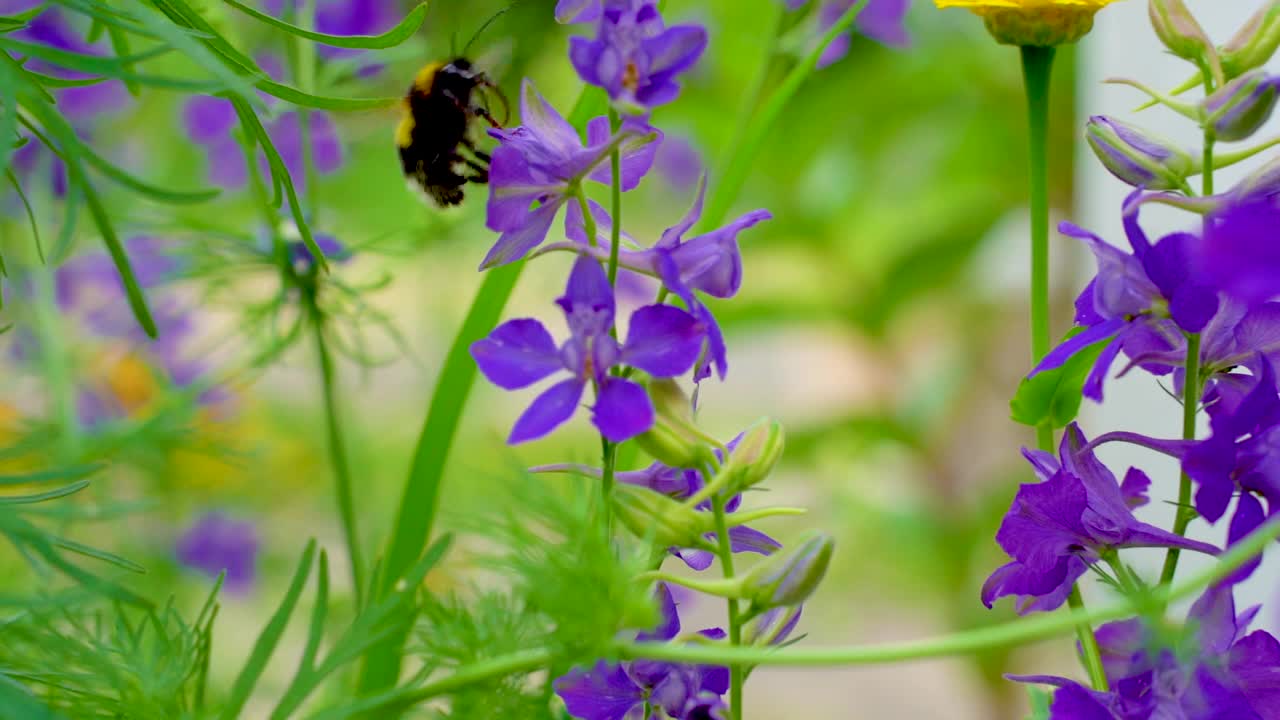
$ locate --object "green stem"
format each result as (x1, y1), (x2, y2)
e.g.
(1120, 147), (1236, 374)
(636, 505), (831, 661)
(1160, 332), (1202, 587)
(293, 0), (320, 219)
(700, 0), (869, 230)
(600, 436), (616, 531)
(1067, 587), (1108, 691)
(309, 304), (365, 608)
(1021, 45), (1055, 453)
(333, 518), (1280, 717)
(614, 515), (1280, 668)
(607, 108), (623, 286)
(1021, 43), (1107, 691)
(711, 496), (744, 720)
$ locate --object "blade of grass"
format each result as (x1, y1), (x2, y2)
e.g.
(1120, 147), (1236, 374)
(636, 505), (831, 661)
(219, 540), (317, 720)
(221, 0), (429, 49)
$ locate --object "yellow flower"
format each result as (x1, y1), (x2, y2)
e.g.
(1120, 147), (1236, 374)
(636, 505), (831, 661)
(935, 0), (1123, 46)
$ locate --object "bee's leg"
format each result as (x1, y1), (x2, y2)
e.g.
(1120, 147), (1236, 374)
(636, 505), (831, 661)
(455, 154), (489, 183)
(460, 137), (491, 164)
(474, 105), (501, 128)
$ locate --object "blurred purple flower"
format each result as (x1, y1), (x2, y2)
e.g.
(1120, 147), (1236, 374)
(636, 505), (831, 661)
(181, 95), (344, 193)
(471, 255), (704, 444)
(176, 512), (259, 592)
(982, 424), (1218, 615)
(1015, 585), (1280, 719)
(566, 0), (707, 112)
(263, 0), (399, 67)
(655, 134), (704, 193)
(483, 79), (660, 268)
(555, 583), (730, 720)
(1030, 191), (1221, 402)
(287, 233), (352, 273)
(786, 0), (911, 68)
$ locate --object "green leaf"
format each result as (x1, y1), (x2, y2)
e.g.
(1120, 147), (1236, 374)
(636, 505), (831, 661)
(357, 263), (524, 697)
(0, 37), (222, 92)
(221, 0), (429, 49)
(0, 674), (62, 720)
(1009, 330), (1113, 430)
(0, 49), (17, 176)
(228, 96), (326, 272)
(52, 535), (147, 573)
(0, 464), (100, 486)
(0, 479), (90, 505)
(254, 77), (399, 111)
(220, 540), (317, 720)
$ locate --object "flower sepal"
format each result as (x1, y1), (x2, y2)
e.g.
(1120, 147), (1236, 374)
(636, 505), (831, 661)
(1149, 0), (1225, 86)
(634, 380), (720, 469)
(1221, 2), (1280, 79)
(975, 7), (1103, 47)
(612, 484), (717, 549)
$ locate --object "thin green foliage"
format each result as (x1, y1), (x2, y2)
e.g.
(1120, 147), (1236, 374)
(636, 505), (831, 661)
(221, 0), (429, 50)
(0, 594), (216, 718)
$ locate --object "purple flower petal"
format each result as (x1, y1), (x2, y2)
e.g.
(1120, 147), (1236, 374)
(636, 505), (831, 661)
(480, 200), (563, 269)
(586, 115), (663, 191)
(556, 0), (602, 23)
(1120, 467), (1152, 509)
(621, 304), (704, 377)
(1225, 493), (1266, 585)
(183, 96), (237, 144)
(554, 661), (643, 720)
(509, 378), (585, 444)
(558, 255), (617, 340)
(592, 377), (654, 442)
(471, 319), (564, 390)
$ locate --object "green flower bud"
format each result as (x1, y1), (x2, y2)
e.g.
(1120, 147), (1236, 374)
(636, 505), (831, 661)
(720, 418), (786, 495)
(1202, 71), (1280, 142)
(1148, 0), (1224, 85)
(740, 531), (834, 609)
(612, 484), (711, 549)
(1085, 116), (1196, 190)
(1222, 3), (1280, 80)
(634, 380), (714, 469)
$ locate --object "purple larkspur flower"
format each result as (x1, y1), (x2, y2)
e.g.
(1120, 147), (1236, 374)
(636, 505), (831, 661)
(555, 583), (730, 720)
(181, 94), (343, 193)
(558, 180), (771, 381)
(1198, 195), (1280, 309)
(982, 424), (1218, 615)
(563, 0), (707, 112)
(471, 255), (704, 444)
(1030, 191), (1221, 402)
(1014, 585), (1280, 719)
(483, 80), (660, 269)
(176, 512), (259, 592)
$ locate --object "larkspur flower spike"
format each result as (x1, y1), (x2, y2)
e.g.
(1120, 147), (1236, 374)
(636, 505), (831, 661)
(934, 0), (1123, 46)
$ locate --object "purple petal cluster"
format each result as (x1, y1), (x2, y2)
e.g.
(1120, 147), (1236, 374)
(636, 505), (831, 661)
(472, 255), (704, 443)
(1016, 585), (1280, 719)
(483, 80), (660, 269)
(557, 0), (708, 113)
(555, 584), (730, 720)
(983, 425), (1218, 614)
(1030, 192), (1221, 401)
(175, 511), (260, 593)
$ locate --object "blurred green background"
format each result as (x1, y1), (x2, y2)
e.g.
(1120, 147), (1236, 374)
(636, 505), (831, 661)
(0, 1), (1091, 717)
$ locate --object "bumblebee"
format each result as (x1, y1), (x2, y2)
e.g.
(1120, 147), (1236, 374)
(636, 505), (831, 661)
(396, 58), (505, 207)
